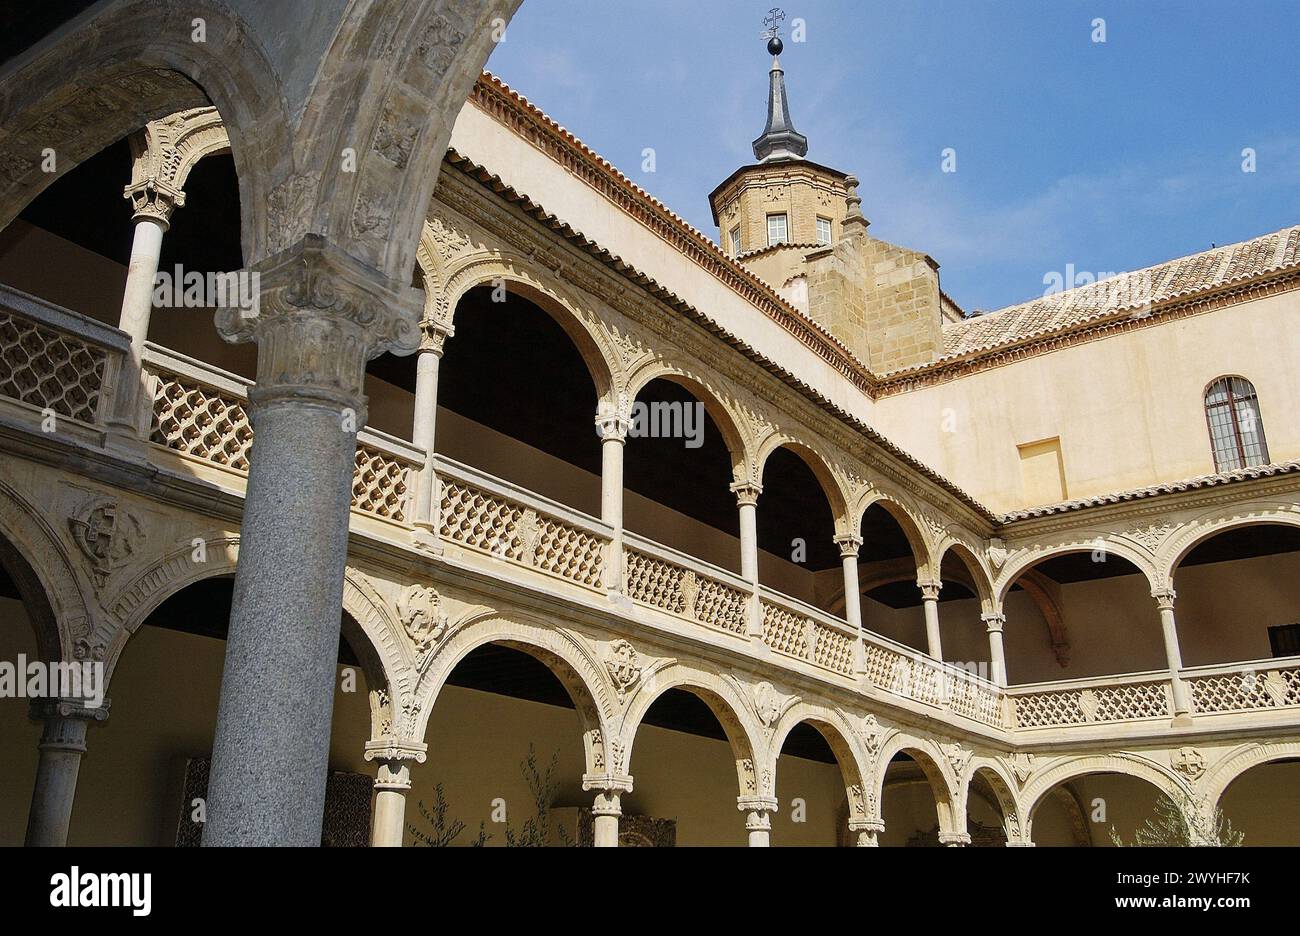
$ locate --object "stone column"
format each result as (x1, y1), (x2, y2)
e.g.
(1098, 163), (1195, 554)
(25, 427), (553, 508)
(596, 411), (630, 593)
(24, 699), (109, 847)
(411, 320), (451, 550)
(919, 579), (944, 660)
(738, 796), (777, 847)
(731, 481), (764, 637)
(582, 772), (633, 847)
(835, 533), (869, 675)
(365, 738), (427, 847)
(849, 817), (884, 847)
(983, 612), (1008, 687)
(109, 179), (184, 435)
(203, 236), (421, 846)
(1153, 588), (1193, 724)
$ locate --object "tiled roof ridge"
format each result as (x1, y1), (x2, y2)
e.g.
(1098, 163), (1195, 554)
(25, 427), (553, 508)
(999, 460), (1300, 522)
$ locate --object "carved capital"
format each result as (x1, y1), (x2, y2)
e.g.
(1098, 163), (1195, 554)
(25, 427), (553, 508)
(419, 318), (454, 355)
(730, 479), (763, 507)
(123, 178), (185, 227)
(30, 698), (109, 753)
(981, 612), (1006, 634)
(582, 772), (634, 796)
(215, 234), (422, 410)
(834, 532), (863, 559)
(363, 736), (428, 765)
(594, 412), (631, 442)
(917, 578), (943, 601)
(938, 831), (972, 847)
(1152, 587), (1177, 612)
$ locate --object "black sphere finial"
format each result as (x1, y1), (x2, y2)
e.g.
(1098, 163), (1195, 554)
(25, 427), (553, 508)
(767, 36), (783, 56)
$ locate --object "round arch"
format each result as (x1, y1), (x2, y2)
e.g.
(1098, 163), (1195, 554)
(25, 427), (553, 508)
(1159, 505), (1300, 588)
(768, 702), (872, 823)
(996, 539), (1157, 605)
(439, 254), (618, 401)
(755, 438), (850, 524)
(1200, 740), (1300, 810)
(856, 489), (933, 576)
(409, 613), (617, 777)
(0, 480), (97, 666)
(963, 758), (1025, 842)
(1022, 753), (1190, 835)
(935, 540), (996, 611)
(617, 664), (765, 800)
(874, 732), (958, 834)
(624, 361), (752, 480)
(0, 0), (293, 263)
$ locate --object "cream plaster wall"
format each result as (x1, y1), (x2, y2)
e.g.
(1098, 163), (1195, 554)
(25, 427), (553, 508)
(873, 291), (1300, 512)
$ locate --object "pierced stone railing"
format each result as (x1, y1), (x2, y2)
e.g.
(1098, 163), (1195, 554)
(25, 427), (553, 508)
(142, 344), (420, 522)
(1006, 671), (1173, 729)
(433, 454), (608, 591)
(759, 588), (858, 677)
(860, 634), (1003, 728)
(623, 535), (749, 636)
(0, 286), (127, 426)
(1184, 658), (1300, 715)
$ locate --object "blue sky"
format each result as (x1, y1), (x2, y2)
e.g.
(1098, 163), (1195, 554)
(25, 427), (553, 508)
(485, 0), (1300, 313)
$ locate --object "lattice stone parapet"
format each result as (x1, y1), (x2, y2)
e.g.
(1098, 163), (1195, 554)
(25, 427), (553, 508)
(215, 235), (423, 411)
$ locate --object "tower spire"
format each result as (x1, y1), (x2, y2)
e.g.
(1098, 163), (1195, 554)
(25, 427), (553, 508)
(752, 9), (808, 163)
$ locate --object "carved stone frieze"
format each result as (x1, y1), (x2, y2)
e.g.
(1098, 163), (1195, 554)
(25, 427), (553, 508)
(67, 499), (144, 589)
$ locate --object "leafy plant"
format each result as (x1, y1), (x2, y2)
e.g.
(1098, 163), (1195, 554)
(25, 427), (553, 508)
(1109, 792), (1243, 847)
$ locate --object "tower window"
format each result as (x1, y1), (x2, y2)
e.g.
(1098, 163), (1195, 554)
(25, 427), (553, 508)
(730, 225), (742, 256)
(816, 216), (832, 245)
(1204, 376), (1269, 472)
(766, 213), (788, 246)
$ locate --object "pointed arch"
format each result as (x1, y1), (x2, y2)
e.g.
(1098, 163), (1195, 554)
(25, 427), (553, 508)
(856, 488), (932, 576)
(874, 732), (959, 834)
(963, 758), (1026, 842)
(935, 539), (996, 612)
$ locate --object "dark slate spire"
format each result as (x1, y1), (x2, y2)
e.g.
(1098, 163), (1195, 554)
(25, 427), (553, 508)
(751, 36), (808, 162)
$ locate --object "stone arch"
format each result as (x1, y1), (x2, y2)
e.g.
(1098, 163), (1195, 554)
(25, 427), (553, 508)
(0, 0), (293, 264)
(963, 757), (1026, 843)
(755, 437), (851, 526)
(0, 479), (95, 666)
(855, 487), (932, 577)
(1158, 502), (1300, 590)
(618, 663), (766, 801)
(300, 0), (521, 281)
(768, 702), (872, 822)
(995, 537), (1158, 605)
(934, 539), (996, 612)
(1200, 740), (1300, 810)
(408, 613), (616, 777)
(439, 253), (618, 400)
(1022, 753), (1190, 840)
(624, 359), (752, 482)
(874, 732), (959, 833)
(127, 106), (232, 207)
(100, 534), (405, 726)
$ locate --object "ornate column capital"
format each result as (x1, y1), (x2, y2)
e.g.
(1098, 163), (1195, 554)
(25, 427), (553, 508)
(834, 533), (863, 558)
(582, 772), (634, 795)
(594, 412), (631, 442)
(938, 830), (972, 847)
(419, 317), (454, 355)
(29, 698), (109, 753)
(981, 611), (1006, 634)
(215, 234), (423, 411)
(737, 794), (778, 817)
(730, 480), (763, 507)
(918, 578), (943, 601)
(1152, 587), (1177, 611)
(363, 736), (428, 765)
(123, 178), (185, 228)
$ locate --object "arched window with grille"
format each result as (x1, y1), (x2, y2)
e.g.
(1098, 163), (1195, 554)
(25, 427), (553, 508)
(1204, 376), (1270, 472)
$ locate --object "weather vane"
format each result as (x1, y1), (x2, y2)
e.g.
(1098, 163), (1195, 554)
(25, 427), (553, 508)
(762, 7), (786, 54)
(763, 7), (785, 39)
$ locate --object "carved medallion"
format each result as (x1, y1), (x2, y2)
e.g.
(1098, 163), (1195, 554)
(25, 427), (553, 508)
(397, 584), (447, 659)
(1171, 746), (1206, 781)
(606, 639), (642, 699)
(68, 499), (144, 588)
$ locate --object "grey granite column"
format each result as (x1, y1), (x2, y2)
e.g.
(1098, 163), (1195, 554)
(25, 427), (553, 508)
(203, 236), (420, 846)
(24, 700), (108, 847)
